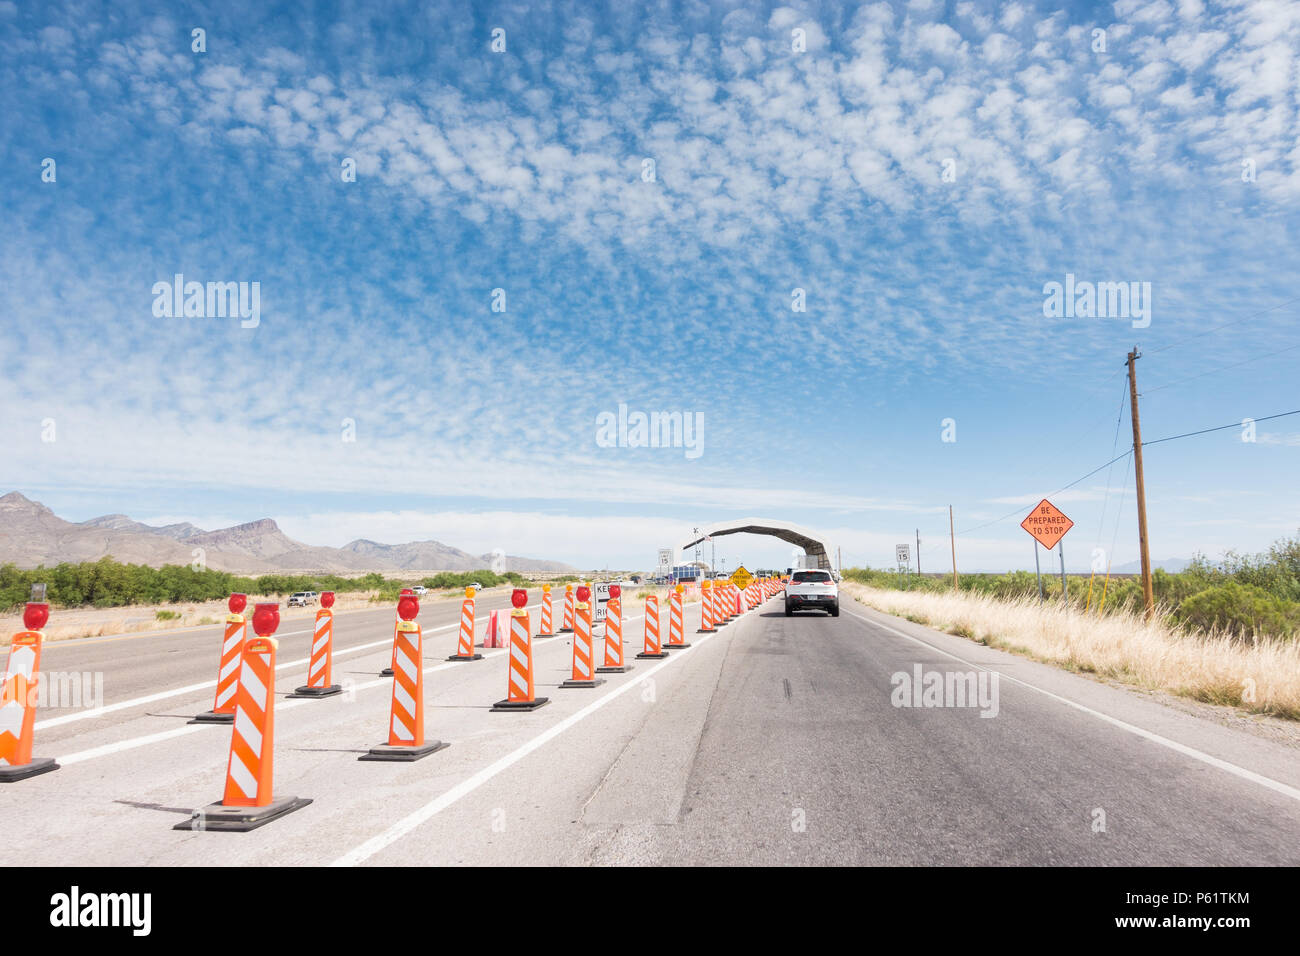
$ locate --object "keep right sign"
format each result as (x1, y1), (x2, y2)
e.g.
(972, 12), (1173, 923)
(1020, 498), (1074, 550)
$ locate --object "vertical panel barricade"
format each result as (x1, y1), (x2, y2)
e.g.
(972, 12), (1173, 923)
(538, 585), (555, 637)
(448, 590), (482, 661)
(0, 618), (58, 781)
(560, 596), (604, 688)
(484, 610), (508, 648)
(697, 581), (716, 633)
(666, 587), (691, 648)
(363, 595), (448, 760)
(294, 605), (342, 698)
(597, 597), (632, 673)
(637, 595), (667, 659)
(178, 623), (311, 830)
(560, 585), (575, 633)
(492, 595), (550, 711)
(193, 614), (247, 723)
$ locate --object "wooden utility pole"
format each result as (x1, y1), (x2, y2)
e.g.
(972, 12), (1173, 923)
(1127, 349), (1155, 619)
(949, 506), (958, 589)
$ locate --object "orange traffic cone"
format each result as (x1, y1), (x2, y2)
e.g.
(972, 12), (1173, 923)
(0, 602), (58, 782)
(492, 589), (550, 711)
(448, 587), (482, 661)
(293, 591), (342, 698)
(560, 585), (604, 688)
(665, 583), (691, 648)
(597, 587), (633, 673)
(559, 584), (575, 633)
(177, 604), (310, 830)
(537, 584), (555, 637)
(636, 594), (667, 659)
(192, 593), (248, 723)
(363, 594), (449, 759)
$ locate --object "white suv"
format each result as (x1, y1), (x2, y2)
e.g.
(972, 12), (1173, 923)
(784, 570), (839, 617)
(287, 591), (318, 608)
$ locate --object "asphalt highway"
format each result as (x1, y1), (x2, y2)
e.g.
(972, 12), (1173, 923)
(3, 589), (1298, 865)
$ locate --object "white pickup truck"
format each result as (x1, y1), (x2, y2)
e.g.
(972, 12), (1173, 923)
(784, 570), (839, 617)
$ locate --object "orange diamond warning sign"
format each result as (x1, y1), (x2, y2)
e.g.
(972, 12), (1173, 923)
(1020, 498), (1074, 550)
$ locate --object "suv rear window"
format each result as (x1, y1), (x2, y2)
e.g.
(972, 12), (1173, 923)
(792, 571), (832, 583)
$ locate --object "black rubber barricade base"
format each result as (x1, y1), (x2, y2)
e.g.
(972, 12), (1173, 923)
(358, 741), (450, 762)
(173, 797), (312, 832)
(491, 697), (552, 712)
(0, 757), (58, 782)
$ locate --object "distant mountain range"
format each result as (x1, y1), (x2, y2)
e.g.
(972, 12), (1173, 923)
(0, 492), (575, 575)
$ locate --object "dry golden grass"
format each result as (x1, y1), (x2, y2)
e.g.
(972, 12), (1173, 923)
(841, 582), (1300, 720)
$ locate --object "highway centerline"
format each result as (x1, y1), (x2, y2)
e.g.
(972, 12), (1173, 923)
(52, 602), (679, 766)
(35, 600), (538, 731)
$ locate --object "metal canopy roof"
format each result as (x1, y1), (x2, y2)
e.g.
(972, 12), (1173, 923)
(680, 517), (835, 571)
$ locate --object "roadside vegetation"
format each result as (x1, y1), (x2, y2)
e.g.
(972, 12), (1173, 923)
(844, 531), (1300, 641)
(0, 557), (562, 612)
(842, 532), (1300, 719)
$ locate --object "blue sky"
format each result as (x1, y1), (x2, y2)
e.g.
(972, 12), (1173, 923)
(1, 0), (1298, 572)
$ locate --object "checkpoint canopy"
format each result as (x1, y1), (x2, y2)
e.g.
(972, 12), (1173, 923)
(680, 518), (837, 572)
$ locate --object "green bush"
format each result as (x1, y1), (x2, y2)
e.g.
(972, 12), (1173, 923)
(1174, 582), (1300, 639)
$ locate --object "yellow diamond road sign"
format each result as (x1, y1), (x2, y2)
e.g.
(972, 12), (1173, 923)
(730, 566), (753, 590)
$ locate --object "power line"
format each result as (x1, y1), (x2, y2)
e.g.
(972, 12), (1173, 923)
(1144, 340), (1300, 394)
(1145, 295), (1300, 356)
(1141, 408), (1300, 448)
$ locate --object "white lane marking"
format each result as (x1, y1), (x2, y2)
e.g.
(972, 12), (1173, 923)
(332, 601), (729, 867)
(843, 607), (1300, 805)
(35, 602), (537, 731)
(51, 601), (700, 765)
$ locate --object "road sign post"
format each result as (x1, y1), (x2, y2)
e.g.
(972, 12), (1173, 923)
(1034, 543), (1043, 602)
(1021, 499), (1074, 603)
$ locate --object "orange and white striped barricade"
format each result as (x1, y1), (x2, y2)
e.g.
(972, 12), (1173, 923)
(363, 594), (449, 759)
(381, 588), (415, 677)
(597, 590), (632, 674)
(665, 584), (691, 648)
(560, 585), (605, 688)
(492, 589), (550, 711)
(177, 603), (310, 830)
(294, 591), (342, 698)
(636, 594), (667, 660)
(697, 580), (716, 634)
(559, 584), (575, 633)
(0, 603), (58, 782)
(537, 585), (555, 638)
(484, 609), (508, 648)
(448, 587), (483, 661)
(193, 593), (249, 723)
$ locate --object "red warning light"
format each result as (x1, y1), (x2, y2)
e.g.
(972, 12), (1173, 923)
(397, 595), (420, 621)
(23, 602), (49, 631)
(609, 584), (621, 599)
(511, 588), (527, 609)
(228, 593), (247, 614)
(576, 585), (590, 603)
(320, 591), (335, 608)
(252, 603), (280, 637)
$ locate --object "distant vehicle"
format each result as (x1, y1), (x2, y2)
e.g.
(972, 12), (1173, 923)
(412, 586), (428, 596)
(784, 570), (838, 617)
(287, 591), (318, 608)
(466, 582), (483, 591)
